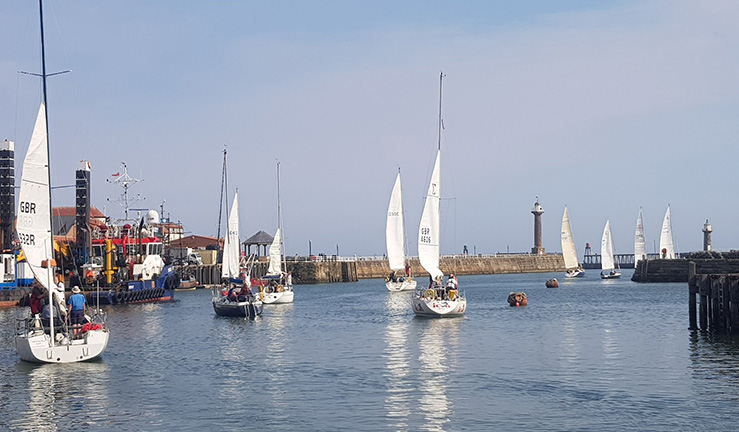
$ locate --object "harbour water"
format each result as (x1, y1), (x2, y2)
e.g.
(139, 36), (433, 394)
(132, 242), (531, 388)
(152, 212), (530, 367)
(2, 271), (739, 431)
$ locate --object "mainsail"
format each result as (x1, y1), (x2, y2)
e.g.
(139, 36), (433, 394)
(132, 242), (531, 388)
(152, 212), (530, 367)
(560, 207), (579, 270)
(385, 172), (405, 271)
(418, 149), (443, 280)
(266, 228), (282, 276)
(634, 207), (646, 262)
(659, 205), (675, 259)
(601, 219), (615, 271)
(17, 103), (53, 289)
(221, 191), (241, 279)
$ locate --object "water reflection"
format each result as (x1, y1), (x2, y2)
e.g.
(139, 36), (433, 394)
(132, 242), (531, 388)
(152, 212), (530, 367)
(12, 360), (111, 432)
(416, 317), (461, 431)
(383, 293), (412, 430)
(262, 304), (294, 421)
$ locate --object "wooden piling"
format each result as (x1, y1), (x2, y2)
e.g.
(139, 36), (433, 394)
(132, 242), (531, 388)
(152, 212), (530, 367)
(688, 261), (697, 330)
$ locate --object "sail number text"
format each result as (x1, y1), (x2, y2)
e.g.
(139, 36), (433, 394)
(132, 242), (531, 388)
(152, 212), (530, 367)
(388, 211), (399, 217)
(19, 201), (37, 214)
(18, 232), (35, 246)
(420, 227), (431, 244)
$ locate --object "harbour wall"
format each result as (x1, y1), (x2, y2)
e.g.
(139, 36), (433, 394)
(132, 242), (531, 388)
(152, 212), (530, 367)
(632, 259), (739, 283)
(179, 254), (565, 285)
(355, 255), (565, 280)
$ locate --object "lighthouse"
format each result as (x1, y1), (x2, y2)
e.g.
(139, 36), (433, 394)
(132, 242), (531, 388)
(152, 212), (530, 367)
(531, 198), (545, 255)
(703, 219), (712, 251)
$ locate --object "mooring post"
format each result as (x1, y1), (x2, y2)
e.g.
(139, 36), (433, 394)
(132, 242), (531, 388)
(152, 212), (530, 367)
(712, 276), (721, 332)
(730, 276), (739, 334)
(699, 274), (708, 330)
(688, 261), (697, 330)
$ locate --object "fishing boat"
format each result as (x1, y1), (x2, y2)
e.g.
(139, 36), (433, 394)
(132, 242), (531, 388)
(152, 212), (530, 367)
(600, 220), (621, 279)
(561, 207), (585, 277)
(261, 162), (294, 304)
(212, 190), (263, 319)
(634, 207), (647, 265)
(659, 205), (675, 259)
(411, 72), (466, 318)
(15, 0), (109, 363)
(385, 169), (417, 292)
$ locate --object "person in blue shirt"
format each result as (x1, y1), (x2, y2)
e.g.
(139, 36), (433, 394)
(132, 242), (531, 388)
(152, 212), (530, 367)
(66, 286), (86, 337)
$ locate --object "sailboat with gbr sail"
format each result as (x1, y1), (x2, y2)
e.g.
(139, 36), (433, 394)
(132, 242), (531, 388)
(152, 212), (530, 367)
(15, 0), (109, 363)
(411, 72), (466, 317)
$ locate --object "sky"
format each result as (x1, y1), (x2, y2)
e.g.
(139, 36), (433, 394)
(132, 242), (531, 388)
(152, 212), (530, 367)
(1, 0), (739, 257)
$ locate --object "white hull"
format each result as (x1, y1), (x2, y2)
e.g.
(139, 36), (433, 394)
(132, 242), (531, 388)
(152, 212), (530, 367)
(15, 328), (109, 364)
(601, 272), (621, 279)
(565, 268), (585, 278)
(385, 279), (417, 292)
(411, 295), (466, 317)
(262, 289), (294, 304)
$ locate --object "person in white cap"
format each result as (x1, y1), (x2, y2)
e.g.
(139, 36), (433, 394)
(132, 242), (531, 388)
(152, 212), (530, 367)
(66, 286), (86, 337)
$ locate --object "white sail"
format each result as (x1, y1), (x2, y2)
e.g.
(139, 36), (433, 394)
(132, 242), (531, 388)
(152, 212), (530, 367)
(634, 207), (646, 262)
(385, 172), (405, 271)
(17, 103), (53, 290)
(659, 205), (675, 259)
(560, 207), (580, 270)
(221, 191), (241, 279)
(267, 228), (282, 276)
(601, 220), (615, 271)
(418, 149), (443, 280)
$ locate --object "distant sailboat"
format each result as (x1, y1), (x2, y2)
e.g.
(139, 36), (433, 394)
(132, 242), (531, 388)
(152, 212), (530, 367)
(561, 207), (584, 277)
(600, 220), (621, 279)
(385, 169), (417, 292)
(262, 162), (294, 304)
(634, 207), (647, 264)
(659, 205), (675, 259)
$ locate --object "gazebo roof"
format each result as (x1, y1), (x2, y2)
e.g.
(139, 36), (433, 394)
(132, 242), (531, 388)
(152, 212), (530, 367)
(243, 230), (274, 245)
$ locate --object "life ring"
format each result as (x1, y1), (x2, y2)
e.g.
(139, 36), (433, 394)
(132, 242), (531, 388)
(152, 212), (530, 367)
(424, 289), (436, 299)
(116, 291), (125, 303)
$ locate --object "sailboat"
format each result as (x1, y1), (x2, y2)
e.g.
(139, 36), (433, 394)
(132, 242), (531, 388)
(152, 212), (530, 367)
(600, 220), (621, 279)
(561, 207), (585, 277)
(634, 207), (647, 264)
(260, 162), (294, 304)
(211, 191), (263, 319)
(15, 0), (109, 363)
(411, 72), (466, 318)
(659, 205), (675, 259)
(385, 169), (417, 292)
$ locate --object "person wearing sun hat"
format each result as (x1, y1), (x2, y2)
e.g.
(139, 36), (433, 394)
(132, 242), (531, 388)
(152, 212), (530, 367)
(66, 286), (86, 337)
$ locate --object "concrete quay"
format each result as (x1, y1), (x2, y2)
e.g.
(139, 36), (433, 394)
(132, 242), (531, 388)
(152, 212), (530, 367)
(632, 258), (739, 283)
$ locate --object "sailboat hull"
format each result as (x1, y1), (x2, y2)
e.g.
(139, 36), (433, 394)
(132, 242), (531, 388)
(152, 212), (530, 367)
(262, 289), (294, 304)
(15, 328), (109, 364)
(385, 279), (417, 292)
(565, 269), (585, 278)
(411, 295), (466, 317)
(212, 296), (263, 319)
(600, 272), (621, 279)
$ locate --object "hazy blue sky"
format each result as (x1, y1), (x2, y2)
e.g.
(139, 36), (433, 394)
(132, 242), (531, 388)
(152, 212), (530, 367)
(2, 1), (738, 257)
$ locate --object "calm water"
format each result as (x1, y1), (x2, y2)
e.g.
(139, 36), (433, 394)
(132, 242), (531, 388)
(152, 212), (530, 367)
(2, 271), (739, 431)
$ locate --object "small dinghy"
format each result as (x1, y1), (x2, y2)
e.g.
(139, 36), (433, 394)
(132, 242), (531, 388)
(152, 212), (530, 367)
(507, 292), (528, 307)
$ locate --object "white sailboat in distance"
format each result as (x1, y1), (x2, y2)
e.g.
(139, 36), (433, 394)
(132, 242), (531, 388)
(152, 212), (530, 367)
(262, 161), (295, 304)
(600, 219), (621, 279)
(561, 207), (585, 277)
(659, 205), (675, 259)
(634, 207), (647, 264)
(385, 169), (417, 292)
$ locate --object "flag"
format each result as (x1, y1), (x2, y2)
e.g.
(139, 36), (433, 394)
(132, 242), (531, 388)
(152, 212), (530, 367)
(111, 172), (120, 177)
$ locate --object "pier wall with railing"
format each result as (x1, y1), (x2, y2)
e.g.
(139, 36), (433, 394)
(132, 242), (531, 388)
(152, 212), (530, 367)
(177, 253), (566, 285)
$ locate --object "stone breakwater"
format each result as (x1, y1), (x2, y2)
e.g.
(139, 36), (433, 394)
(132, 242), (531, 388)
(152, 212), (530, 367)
(632, 258), (739, 283)
(355, 255), (565, 280)
(180, 254), (565, 285)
